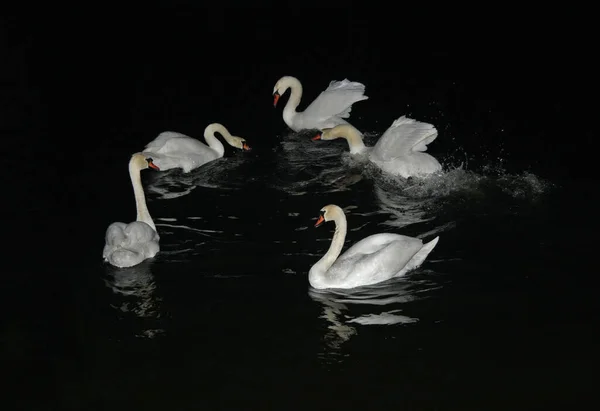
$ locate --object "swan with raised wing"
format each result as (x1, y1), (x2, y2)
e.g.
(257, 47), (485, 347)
(103, 153), (161, 268)
(142, 123), (251, 173)
(272, 75), (368, 132)
(312, 116), (442, 179)
(309, 205), (439, 290)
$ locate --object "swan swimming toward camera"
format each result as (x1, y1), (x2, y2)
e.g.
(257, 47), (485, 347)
(309, 204), (439, 290)
(312, 116), (442, 179)
(142, 123), (251, 173)
(272, 75), (368, 132)
(103, 153), (161, 268)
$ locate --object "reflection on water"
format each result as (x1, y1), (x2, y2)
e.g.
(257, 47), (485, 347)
(271, 131), (367, 195)
(146, 154), (249, 200)
(103, 260), (164, 339)
(153, 216), (220, 263)
(309, 275), (439, 364)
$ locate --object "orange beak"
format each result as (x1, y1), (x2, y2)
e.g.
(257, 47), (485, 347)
(273, 92), (280, 107)
(148, 161), (160, 171)
(315, 215), (325, 227)
(311, 133), (322, 141)
(242, 142), (251, 151)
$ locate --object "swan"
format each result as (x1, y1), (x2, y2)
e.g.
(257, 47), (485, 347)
(309, 204), (439, 290)
(142, 123), (251, 173)
(103, 153), (161, 268)
(312, 116), (443, 179)
(272, 75), (368, 132)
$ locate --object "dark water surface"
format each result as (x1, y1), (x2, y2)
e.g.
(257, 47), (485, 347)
(9, 136), (597, 410)
(3, 10), (598, 411)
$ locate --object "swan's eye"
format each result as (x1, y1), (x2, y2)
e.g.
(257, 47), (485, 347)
(146, 157), (154, 162)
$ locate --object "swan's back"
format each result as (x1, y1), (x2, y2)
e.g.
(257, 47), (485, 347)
(103, 221), (160, 268)
(149, 135), (212, 156)
(142, 134), (219, 172)
(144, 131), (192, 151)
(327, 233), (426, 288)
(370, 116), (438, 161)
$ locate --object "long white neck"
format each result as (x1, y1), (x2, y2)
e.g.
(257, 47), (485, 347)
(203, 123), (232, 158)
(330, 125), (367, 154)
(129, 160), (156, 232)
(310, 212), (347, 281)
(282, 78), (303, 127)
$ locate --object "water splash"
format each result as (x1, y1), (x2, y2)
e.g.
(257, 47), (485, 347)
(366, 150), (553, 232)
(272, 128), (552, 206)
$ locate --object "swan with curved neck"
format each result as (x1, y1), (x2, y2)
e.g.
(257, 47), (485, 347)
(272, 75), (368, 132)
(312, 116), (443, 179)
(309, 204), (439, 290)
(103, 153), (161, 268)
(142, 123), (251, 173)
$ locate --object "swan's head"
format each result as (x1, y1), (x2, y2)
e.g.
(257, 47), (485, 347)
(311, 127), (335, 141)
(205, 123), (251, 151)
(229, 136), (252, 151)
(312, 125), (365, 154)
(314, 204), (343, 227)
(131, 153), (160, 171)
(272, 76), (298, 107)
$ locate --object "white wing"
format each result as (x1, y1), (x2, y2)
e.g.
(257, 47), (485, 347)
(328, 233), (425, 287)
(151, 136), (212, 156)
(302, 79), (368, 123)
(103, 221), (160, 268)
(141, 141), (218, 172)
(144, 131), (192, 152)
(371, 116), (438, 161)
(142, 132), (219, 172)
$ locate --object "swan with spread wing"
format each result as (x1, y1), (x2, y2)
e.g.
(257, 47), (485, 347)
(312, 116), (442, 179)
(273, 75), (368, 132)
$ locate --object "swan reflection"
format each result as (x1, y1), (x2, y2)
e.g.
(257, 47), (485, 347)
(104, 260), (164, 338)
(309, 278), (430, 363)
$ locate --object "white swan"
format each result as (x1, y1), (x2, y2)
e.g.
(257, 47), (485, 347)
(103, 153), (161, 268)
(142, 123), (251, 173)
(272, 75), (368, 132)
(309, 205), (439, 290)
(312, 116), (443, 179)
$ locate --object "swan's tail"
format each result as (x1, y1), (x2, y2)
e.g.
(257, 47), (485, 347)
(396, 236), (439, 277)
